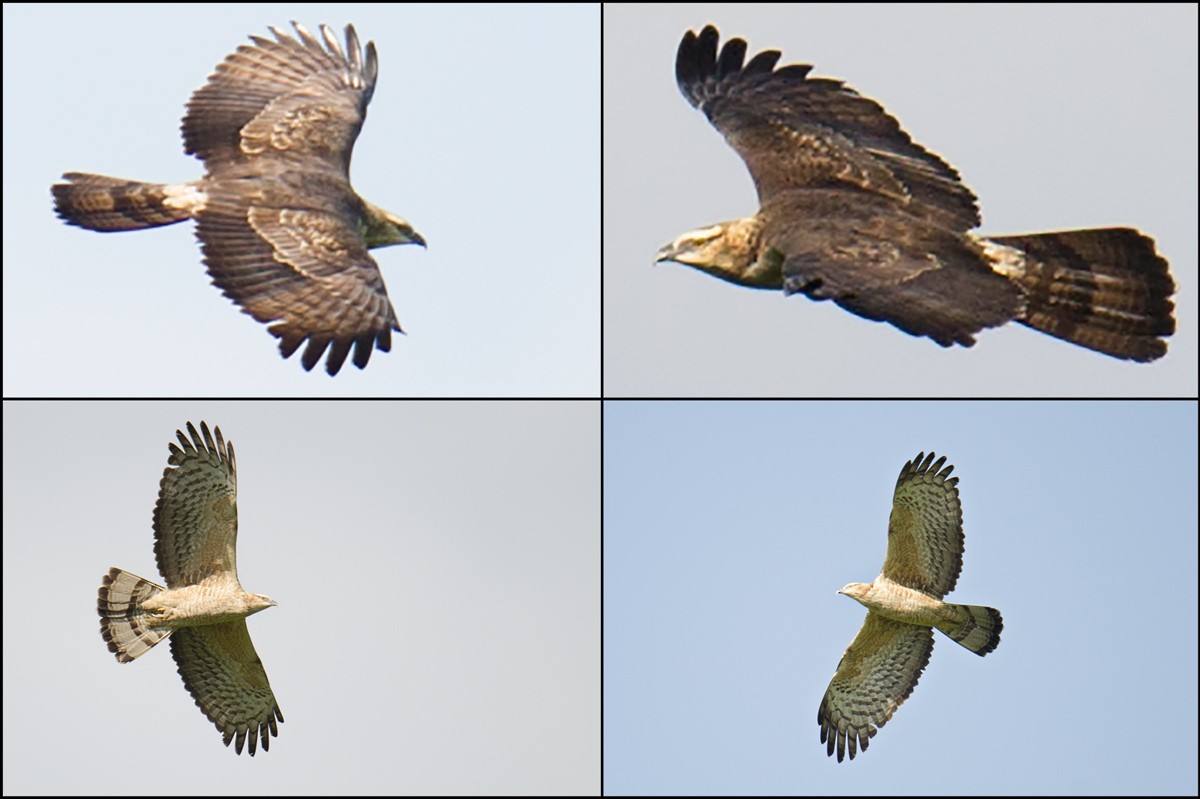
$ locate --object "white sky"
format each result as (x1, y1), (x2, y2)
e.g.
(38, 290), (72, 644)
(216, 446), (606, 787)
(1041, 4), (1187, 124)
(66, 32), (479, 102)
(2, 4), (599, 396)
(604, 400), (1198, 794)
(2, 402), (600, 793)
(603, 4), (1198, 396)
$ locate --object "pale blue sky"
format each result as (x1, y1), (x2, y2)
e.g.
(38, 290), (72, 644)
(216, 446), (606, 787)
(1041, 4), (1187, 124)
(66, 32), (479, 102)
(604, 400), (1198, 794)
(604, 4), (1198, 397)
(3, 4), (599, 396)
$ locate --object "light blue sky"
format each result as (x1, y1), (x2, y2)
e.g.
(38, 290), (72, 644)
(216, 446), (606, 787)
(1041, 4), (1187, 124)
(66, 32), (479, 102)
(604, 400), (1198, 794)
(603, 4), (1198, 396)
(3, 4), (599, 396)
(2, 401), (599, 793)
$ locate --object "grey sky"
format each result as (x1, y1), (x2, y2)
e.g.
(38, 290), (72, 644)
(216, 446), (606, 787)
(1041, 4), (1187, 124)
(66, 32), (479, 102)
(604, 4), (1197, 396)
(604, 400), (1198, 793)
(3, 4), (599, 396)
(2, 401), (599, 793)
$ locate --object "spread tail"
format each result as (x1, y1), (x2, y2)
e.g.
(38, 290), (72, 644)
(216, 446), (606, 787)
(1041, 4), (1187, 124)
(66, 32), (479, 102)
(53, 173), (203, 232)
(939, 603), (1003, 656)
(97, 567), (171, 662)
(982, 228), (1175, 362)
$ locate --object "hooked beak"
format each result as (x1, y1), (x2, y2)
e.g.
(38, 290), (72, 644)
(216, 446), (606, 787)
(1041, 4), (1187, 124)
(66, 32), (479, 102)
(654, 241), (681, 265)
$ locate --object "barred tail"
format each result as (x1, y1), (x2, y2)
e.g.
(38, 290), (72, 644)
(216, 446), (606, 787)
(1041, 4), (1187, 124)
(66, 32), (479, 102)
(97, 567), (171, 662)
(52, 172), (202, 232)
(939, 604), (1003, 656)
(983, 228), (1175, 362)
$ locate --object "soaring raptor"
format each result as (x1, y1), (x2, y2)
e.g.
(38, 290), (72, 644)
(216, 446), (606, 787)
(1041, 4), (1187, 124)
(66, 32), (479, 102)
(657, 26), (1176, 361)
(53, 23), (425, 375)
(97, 422), (282, 756)
(818, 452), (1002, 762)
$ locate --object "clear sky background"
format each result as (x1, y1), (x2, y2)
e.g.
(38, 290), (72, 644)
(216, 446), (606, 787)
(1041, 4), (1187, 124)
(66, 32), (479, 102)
(603, 4), (1198, 397)
(2, 401), (600, 793)
(604, 400), (1198, 794)
(2, 4), (599, 396)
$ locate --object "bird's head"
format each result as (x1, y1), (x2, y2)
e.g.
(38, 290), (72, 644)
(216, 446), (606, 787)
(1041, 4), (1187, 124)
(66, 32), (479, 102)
(247, 594), (278, 615)
(656, 222), (737, 268)
(362, 202), (426, 249)
(837, 583), (872, 606)
(655, 217), (777, 288)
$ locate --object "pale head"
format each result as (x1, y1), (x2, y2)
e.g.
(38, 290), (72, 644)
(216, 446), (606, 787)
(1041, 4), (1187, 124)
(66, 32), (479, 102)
(247, 593), (278, 616)
(655, 221), (751, 274)
(655, 216), (779, 288)
(837, 582), (872, 606)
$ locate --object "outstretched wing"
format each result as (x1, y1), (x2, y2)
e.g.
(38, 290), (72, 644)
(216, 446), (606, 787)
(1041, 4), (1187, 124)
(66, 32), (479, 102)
(196, 182), (403, 375)
(171, 622), (284, 756)
(184, 21), (376, 174)
(153, 422), (238, 588)
(675, 25), (980, 231)
(818, 613), (934, 762)
(881, 451), (964, 598)
(186, 23), (404, 375)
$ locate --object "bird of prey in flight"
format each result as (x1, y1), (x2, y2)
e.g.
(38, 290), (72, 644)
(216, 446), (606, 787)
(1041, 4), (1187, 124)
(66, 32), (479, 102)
(818, 452), (1002, 762)
(53, 22), (426, 375)
(98, 422), (282, 755)
(657, 25), (1176, 362)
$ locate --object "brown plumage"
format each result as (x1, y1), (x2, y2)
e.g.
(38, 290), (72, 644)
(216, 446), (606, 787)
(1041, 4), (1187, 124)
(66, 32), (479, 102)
(657, 26), (1176, 361)
(53, 23), (425, 375)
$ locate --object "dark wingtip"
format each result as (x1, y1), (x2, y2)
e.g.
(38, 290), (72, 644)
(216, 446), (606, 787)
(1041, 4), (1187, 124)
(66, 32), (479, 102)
(714, 36), (747, 79)
(677, 25), (720, 91)
(323, 338), (352, 376)
(678, 25), (793, 94)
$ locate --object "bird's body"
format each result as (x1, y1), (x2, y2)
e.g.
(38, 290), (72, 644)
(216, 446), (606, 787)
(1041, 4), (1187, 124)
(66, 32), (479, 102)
(818, 452), (1002, 762)
(659, 26), (1176, 361)
(54, 23), (425, 375)
(97, 422), (283, 756)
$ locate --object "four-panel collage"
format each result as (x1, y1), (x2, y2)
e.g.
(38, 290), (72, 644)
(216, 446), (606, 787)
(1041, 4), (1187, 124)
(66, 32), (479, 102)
(2, 3), (1197, 796)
